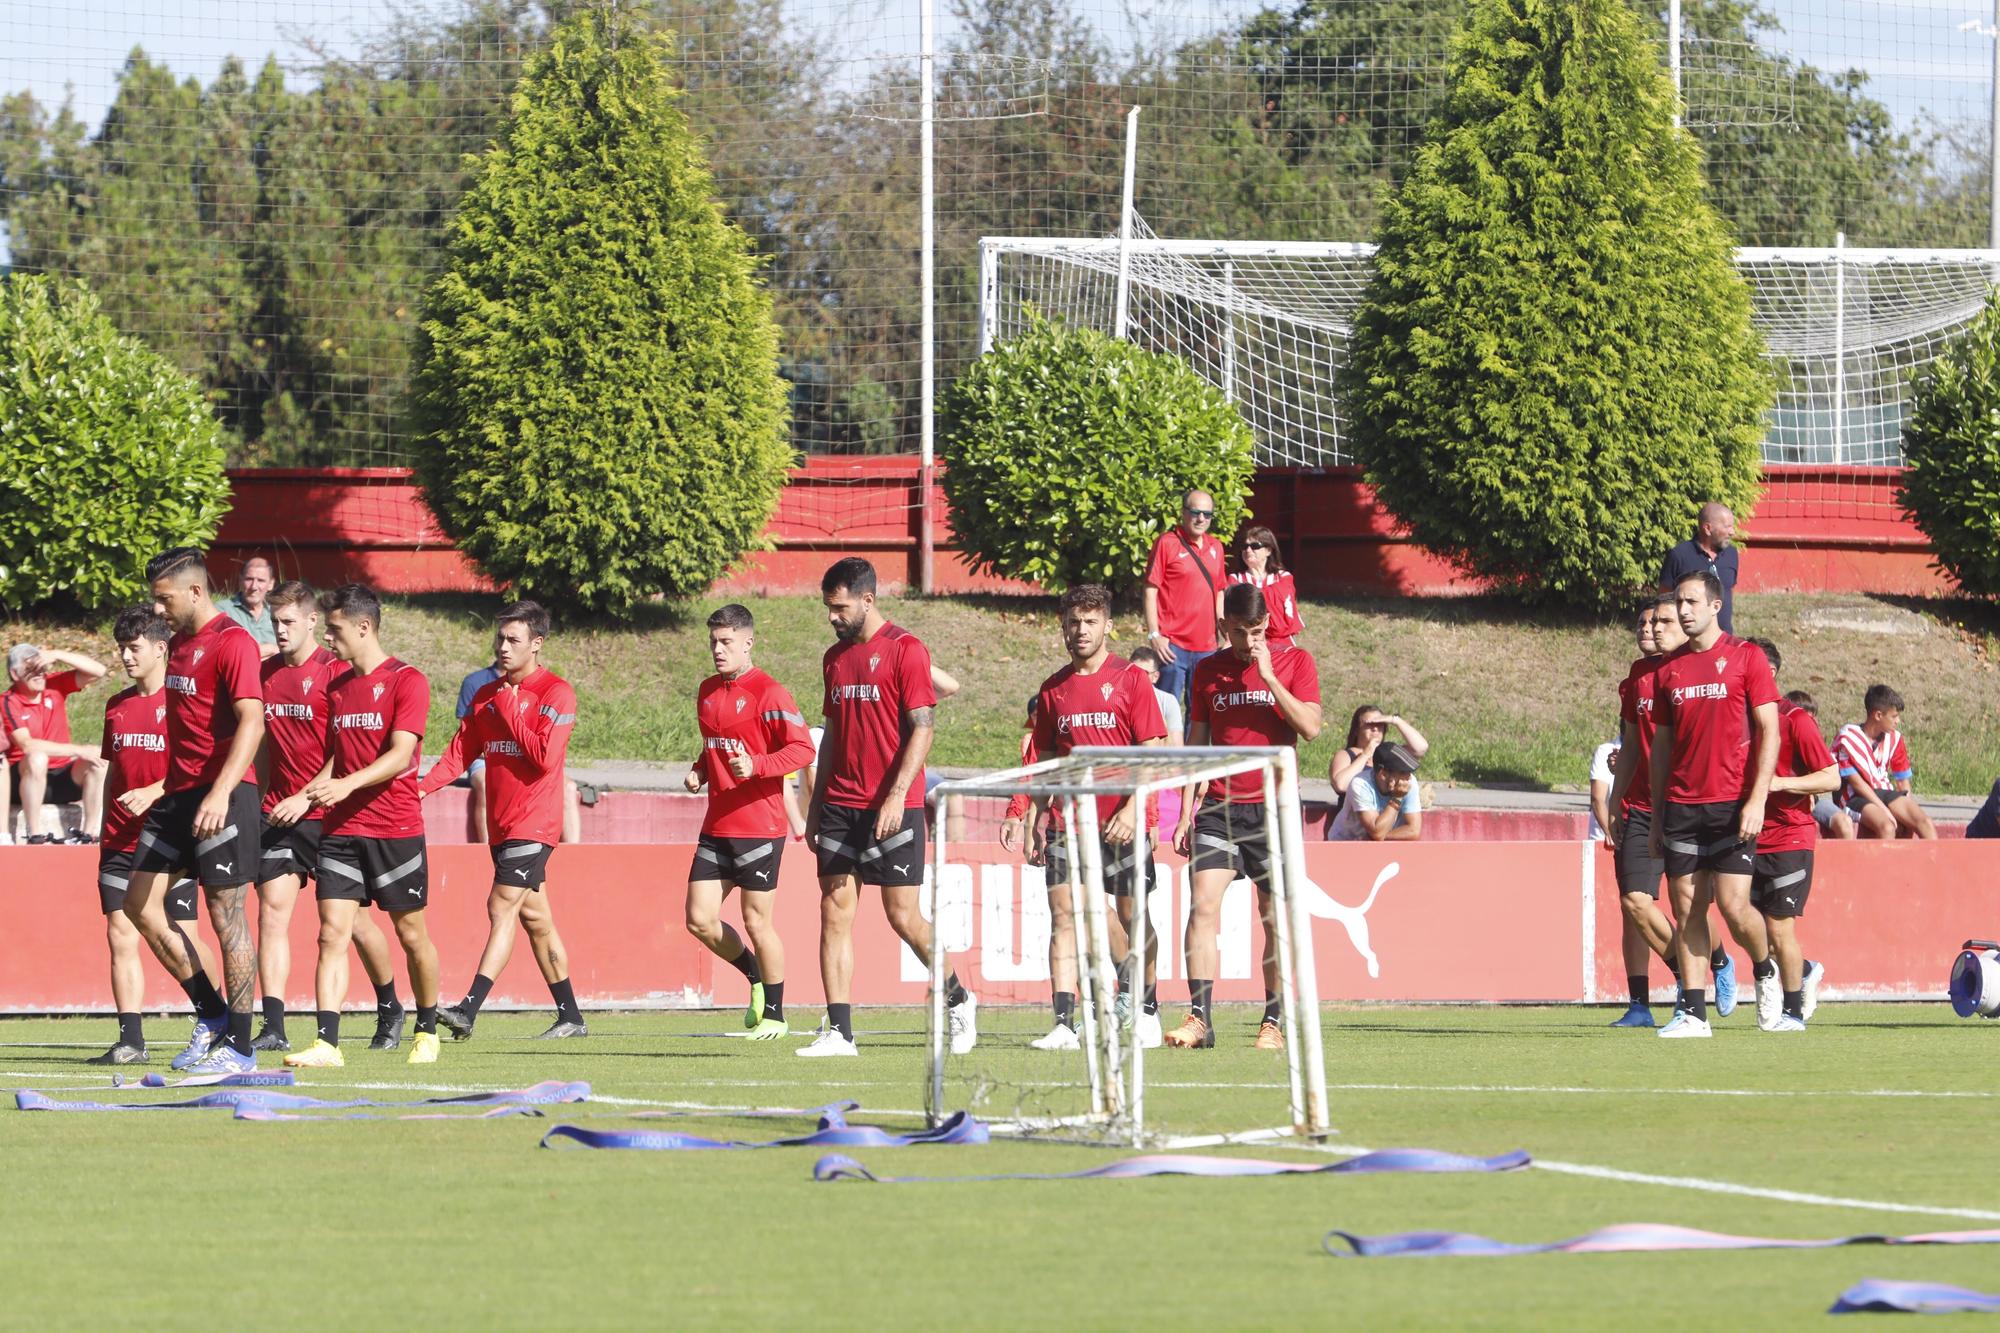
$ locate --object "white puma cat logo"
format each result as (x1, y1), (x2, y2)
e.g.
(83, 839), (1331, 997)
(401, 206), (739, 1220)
(1301, 862), (1398, 978)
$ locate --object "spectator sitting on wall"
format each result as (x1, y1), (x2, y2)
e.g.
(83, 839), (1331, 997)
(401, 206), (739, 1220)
(217, 556), (280, 660)
(1967, 777), (2000, 840)
(1788, 690), (1856, 840)
(1142, 489), (1227, 706)
(1588, 732), (1621, 845)
(1329, 742), (1422, 842)
(1660, 503), (1739, 635)
(1223, 524), (1303, 650)
(1329, 705), (1431, 801)
(3, 643), (109, 844)
(451, 659), (583, 844)
(1836, 684), (1937, 840)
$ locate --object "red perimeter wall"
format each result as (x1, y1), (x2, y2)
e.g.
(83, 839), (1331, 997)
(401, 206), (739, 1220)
(212, 461), (1949, 598)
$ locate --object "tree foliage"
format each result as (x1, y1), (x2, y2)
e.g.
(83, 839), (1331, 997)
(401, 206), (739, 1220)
(410, 7), (792, 616)
(1898, 291), (2000, 595)
(0, 276), (230, 609)
(939, 313), (1255, 590)
(1339, 0), (1769, 608)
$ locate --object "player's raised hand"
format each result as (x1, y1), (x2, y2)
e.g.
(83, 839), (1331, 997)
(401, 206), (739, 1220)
(683, 765), (705, 793)
(118, 781), (165, 818)
(726, 752), (756, 781)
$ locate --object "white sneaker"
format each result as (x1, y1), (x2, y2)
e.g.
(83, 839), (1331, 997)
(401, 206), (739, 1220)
(795, 1028), (858, 1058)
(948, 992), (979, 1055)
(1754, 967), (1781, 1028)
(1136, 1011), (1164, 1049)
(1801, 960), (1825, 1022)
(1763, 1012), (1806, 1033)
(1657, 1010), (1713, 1039)
(1029, 1023), (1080, 1051)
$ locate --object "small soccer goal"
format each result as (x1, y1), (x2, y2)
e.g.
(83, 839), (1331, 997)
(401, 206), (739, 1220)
(927, 746), (1332, 1149)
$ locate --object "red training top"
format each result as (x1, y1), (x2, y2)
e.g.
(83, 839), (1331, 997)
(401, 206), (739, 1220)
(1758, 701), (1837, 854)
(261, 647), (347, 819)
(692, 667), (816, 838)
(163, 612), (263, 793)
(100, 686), (169, 853)
(1145, 529), (1227, 651)
(1189, 645), (1322, 803)
(1031, 655), (1167, 826)
(1228, 570), (1305, 647)
(1616, 655), (1664, 815)
(1653, 634), (1780, 805)
(820, 624), (936, 811)
(325, 657), (428, 838)
(2, 671), (82, 770)
(420, 666), (575, 846)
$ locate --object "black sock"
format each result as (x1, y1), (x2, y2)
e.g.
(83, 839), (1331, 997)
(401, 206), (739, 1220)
(1783, 989), (1805, 1019)
(1711, 947), (1729, 970)
(1684, 990), (1707, 1022)
(416, 1005), (438, 1035)
(1190, 979), (1214, 1023)
(828, 1002), (853, 1040)
(945, 974), (969, 1009)
(1754, 957), (1777, 981)
(1261, 990), (1283, 1026)
(374, 980), (401, 1014)
(316, 1010), (341, 1047)
(227, 1011), (253, 1056)
(1053, 991), (1076, 1030)
(1627, 974), (1649, 1006)
(183, 972), (227, 1021)
(464, 973), (495, 1018)
(1144, 983), (1159, 1016)
(762, 980), (785, 1021)
(729, 947), (761, 984)
(549, 978), (583, 1025)
(117, 1012), (143, 1048)
(260, 995), (285, 1034)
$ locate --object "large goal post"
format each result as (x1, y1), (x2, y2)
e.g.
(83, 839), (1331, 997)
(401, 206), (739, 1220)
(926, 746), (1331, 1149)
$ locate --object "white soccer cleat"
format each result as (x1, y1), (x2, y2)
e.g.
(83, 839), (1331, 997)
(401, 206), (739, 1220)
(1755, 968), (1782, 1029)
(1029, 1023), (1080, 1051)
(1762, 1013), (1806, 1033)
(948, 992), (979, 1055)
(1657, 1010), (1713, 1039)
(1801, 960), (1826, 1022)
(1136, 1011), (1164, 1049)
(795, 1028), (859, 1058)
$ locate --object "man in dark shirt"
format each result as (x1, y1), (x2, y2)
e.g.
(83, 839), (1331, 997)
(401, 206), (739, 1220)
(1660, 503), (1740, 634)
(1968, 778), (2000, 840)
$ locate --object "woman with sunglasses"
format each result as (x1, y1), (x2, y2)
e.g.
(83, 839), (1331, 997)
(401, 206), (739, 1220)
(1221, 525), (1303, 650)
(1329, 705), (1430, 801)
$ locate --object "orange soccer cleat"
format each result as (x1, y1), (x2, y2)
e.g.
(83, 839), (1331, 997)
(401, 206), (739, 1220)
(1253, 1020), (1285, 1052)
(1162, 1013), (1214, 1049)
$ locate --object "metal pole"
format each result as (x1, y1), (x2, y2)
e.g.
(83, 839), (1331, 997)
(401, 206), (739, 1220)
(1991, 0), (1999, 249)
(917, 0), (937, 594)
(1668, 0), (1683, 129)
(1221, 259), (1237, 404)
(1113, 105), (1141, 340)
(1834, 232), (1846, 466)
(978, 241), (998, 356)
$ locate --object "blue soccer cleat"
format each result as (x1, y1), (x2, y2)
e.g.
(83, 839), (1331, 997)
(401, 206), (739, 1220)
(1713, 953), (1738, 1018)
(169, 1015), (226, 1071)
(187, 1041), (257, 1075)
(1609, 1004), (1655, 1028)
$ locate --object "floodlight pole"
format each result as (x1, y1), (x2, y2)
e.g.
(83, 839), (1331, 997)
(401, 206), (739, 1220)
(1113, 105), (1142, 340)
(917, 0), (937, 595)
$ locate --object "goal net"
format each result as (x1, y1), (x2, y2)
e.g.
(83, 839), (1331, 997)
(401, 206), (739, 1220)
(980, 225), (2000, 469)
(927, 746), (1331, 1149)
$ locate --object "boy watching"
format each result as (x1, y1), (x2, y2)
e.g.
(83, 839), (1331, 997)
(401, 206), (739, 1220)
(1835, 685), (1936, 840)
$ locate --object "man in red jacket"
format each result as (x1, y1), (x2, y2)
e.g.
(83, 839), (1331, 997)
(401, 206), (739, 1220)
(1143, 490), (1228, 706)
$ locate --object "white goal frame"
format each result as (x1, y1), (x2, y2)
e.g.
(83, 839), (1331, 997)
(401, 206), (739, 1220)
(926, 745), (1332, 1148)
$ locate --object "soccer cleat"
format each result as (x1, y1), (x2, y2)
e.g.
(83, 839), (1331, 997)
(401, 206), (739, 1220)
(283, 1040), (345, 1069)
(1136, 1011), (1164, 1049)
(250, 1026), (291, 1054)
(744, 1017), (790, 1041)
(1253, 1020), (1285, 1051)
(1029, 1023), (1081, 1051)
(87, 1042), (149, 1066)
(1163, 1014), (1214, 1049)
(1713, 953), (1738, 1017)
(368, 1009), (406, 1051)
(1113, 988), (1134, 1029)
(948, 992), (979, 1056)
(1609, 1004), (1656, 1029)
(435, 1003), (476, 1042)
(1801, 960), (1826, 1022)
(532, 1019), (589, 1040)
(1763, 1013), (1807, 1033)
(1755, 968), (1781, 1029)
(745, 981), (765, 1031)
(188, 1041), (257, 1075)
(406, 1031), (441, 1064)
(795, 1028), (859, 1058)
(169, 1015), (226, 1071)
(1657, 1009), (1713, 1039)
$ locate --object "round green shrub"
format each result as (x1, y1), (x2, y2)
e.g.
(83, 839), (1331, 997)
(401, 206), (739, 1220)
(0, 275), (231, 610)
(410, 9), (793, 616)
(1899, 291), (2000, 594)
(939, 313), (1256, 591)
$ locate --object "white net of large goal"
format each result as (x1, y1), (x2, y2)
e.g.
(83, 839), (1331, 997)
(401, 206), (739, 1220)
(927, 746), (1331, 1150)
(981, 225), (2000, 468)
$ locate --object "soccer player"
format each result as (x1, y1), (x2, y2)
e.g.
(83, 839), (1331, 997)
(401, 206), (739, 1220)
(89, 608), (217, 1064)
(684, 604), (815, 1040)
(1836, 685), (1937, 840)
(1169, 581), (1322, 1050)
(126, 547), (266, 1073)
(1648, 570), (1781, 1039)
(420, 602), (584, 1042)
(799, 557), (975, 1058)
(4, 642), (109, 842)
(285, 584), (443, 1066)
(1002, 585), (1167, 1051)
(253, 580), (405, 1053)
(1745, 640), (1839, 1030)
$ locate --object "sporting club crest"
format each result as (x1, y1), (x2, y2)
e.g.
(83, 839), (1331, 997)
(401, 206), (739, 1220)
(191, 648), (206, 667)
(868, 653), (881, 674)
(735, 696), (746, 714)
(1100, 681), (1115, 701)
(372, 682), (386, 701)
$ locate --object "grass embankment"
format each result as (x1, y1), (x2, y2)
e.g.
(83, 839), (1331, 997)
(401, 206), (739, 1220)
(7, 591), (1997, 793)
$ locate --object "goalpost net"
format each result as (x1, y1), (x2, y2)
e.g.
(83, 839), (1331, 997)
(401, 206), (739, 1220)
(926, 746), (1331, 1149)
(979, 224), (2000, 470)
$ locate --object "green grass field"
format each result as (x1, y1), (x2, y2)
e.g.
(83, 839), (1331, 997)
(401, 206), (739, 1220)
(5, 1003), (1997, 1328)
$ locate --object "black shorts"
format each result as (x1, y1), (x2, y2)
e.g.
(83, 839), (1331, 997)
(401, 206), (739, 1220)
(258, 817), (323, 886)
(1188, 801), (1274, 889)
(691, 834), (783, 890)
(815, 804), (924, 888)
(317, 834), (429, 910)
(132, 783), (262, 888)
(1045, 830), (1154, 897)
(491, 839), (556, 890)
(8, 761), (83, 805)
(97, 846), (197, 920)
(1614, 808), (1666, 899)
(1846, 787), (1902, 818)
(1661, 800), (1755, 879)
(1751, 849), (1814, 919)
